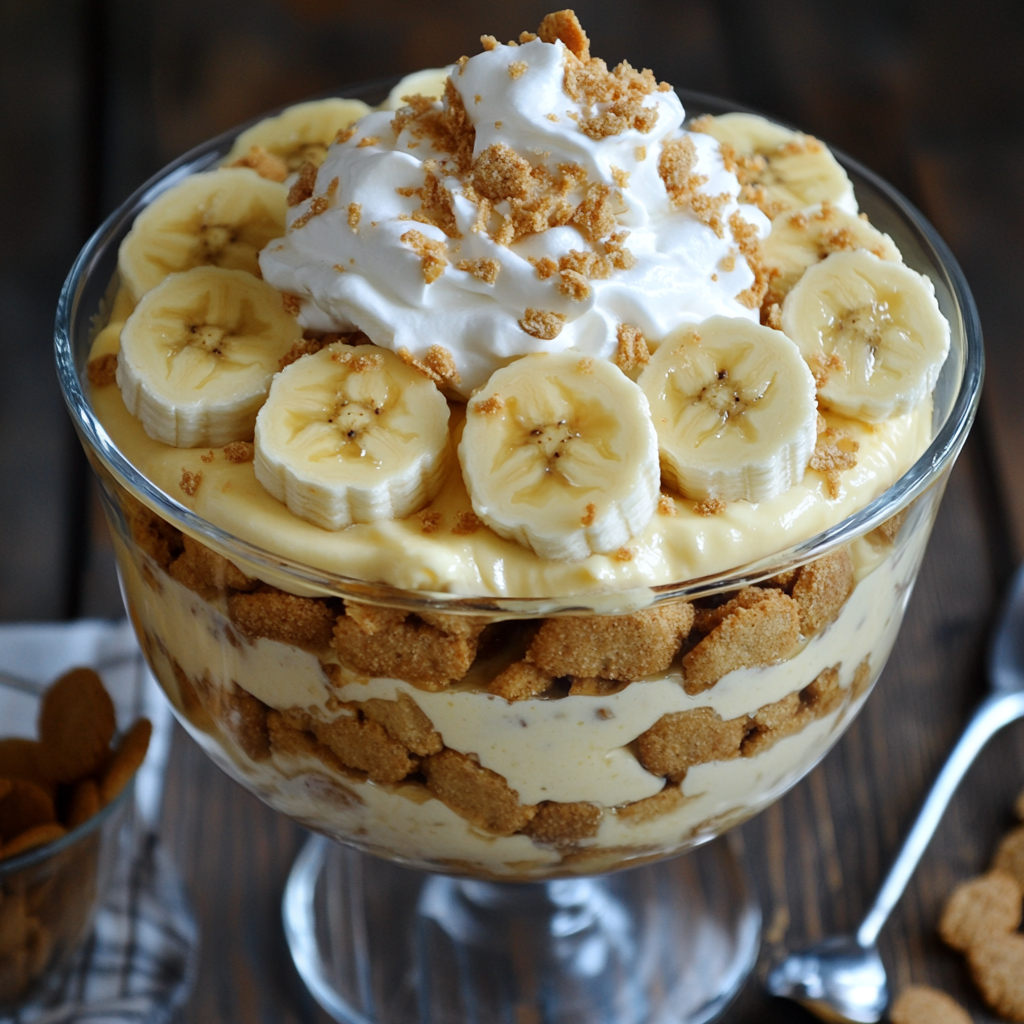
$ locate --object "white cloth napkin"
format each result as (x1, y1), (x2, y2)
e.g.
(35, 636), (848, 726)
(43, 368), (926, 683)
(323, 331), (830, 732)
(0, 620), (198, 1024)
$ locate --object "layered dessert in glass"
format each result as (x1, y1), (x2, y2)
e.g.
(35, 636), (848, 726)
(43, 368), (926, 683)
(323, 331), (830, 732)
(65, 11), (976, 882)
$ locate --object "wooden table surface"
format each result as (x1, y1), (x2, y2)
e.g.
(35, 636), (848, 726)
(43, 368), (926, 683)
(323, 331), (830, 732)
(4, 1), (1024, 1021)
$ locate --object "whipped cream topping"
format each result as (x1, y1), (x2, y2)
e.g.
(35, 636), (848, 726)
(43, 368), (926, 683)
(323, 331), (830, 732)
(259, 37), (770, 395)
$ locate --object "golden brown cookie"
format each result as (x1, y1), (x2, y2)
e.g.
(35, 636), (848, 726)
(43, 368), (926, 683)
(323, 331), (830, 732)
(299, 708), (418, 784)
(488, 661), (553, 701)
(683, 588), (800, 694)
(99, 718), (152, 804)
(358, 693), (443, 757)
(0, 823), (67, 862)
(791, 548), (854, 635)
(229, 587), (337, 650)
(168, 533), (257, 596)
(637, 707), (748, 779)
(966, 933), (1024, 1022)
(889, 984), (971, 1024)
(0, 781), (56, 843)
(938, 871), (1023, 952)
(527, 603), (694, 681)
(219, 684), (271, 762)
(522, 801), (602, 846)
(66, 778), (101, 829)
(334, 609), (481, 689)
(37, 667), (117, 784)
(616, 784), (690, 824)
(422, 749), (536, 835)
(0, 738), (54, 792)
(266, 710), (350, 776)
(742, 666), (843, 757)
(993, 825), (1024, 887)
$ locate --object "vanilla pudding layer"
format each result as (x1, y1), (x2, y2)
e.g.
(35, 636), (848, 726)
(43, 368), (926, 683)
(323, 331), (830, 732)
(112, 488), (933, 878)
(88, 294), (932, 602)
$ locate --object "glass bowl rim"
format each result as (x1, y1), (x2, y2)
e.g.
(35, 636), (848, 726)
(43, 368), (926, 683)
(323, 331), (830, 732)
(54, 83), (985, 615)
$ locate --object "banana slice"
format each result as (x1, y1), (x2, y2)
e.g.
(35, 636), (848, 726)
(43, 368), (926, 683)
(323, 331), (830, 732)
(764, 203), (902, 306)
(254, 343), (451, 530)
(458, 352), (660, 561)
(226, 98), (372, 172)
(117, 266), (302, 448)
(118, 168), (286, 302)
(781, 249), (950, 422)
(639, 317), (818, 503)
(695, 112), (856, 217)
(384, 67), (453, 110)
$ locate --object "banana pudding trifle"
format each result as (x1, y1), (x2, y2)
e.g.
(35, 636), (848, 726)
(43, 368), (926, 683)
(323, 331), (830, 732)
(83, 11), (954, 879)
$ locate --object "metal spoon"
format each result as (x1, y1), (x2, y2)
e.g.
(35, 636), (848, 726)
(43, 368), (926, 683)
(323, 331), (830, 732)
(767, 561), (1024, 1023)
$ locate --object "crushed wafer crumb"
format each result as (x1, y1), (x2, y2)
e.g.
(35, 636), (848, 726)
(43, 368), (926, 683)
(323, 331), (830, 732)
(573, 183), (616, 243)
(611, 166), (630, 188)
(475, 394), (505, 415)
(87, 353), (118, 387)
(281, 293), (302, 316)
(729, 211), (769, 309)
(509, 61), (527, 79)
(537, 9), (590, 59)
(480, 34), (499, 51)
(291, 195), (329, 229)
(473, 143), (533, 202)
(810, 426), (859, 499)
(456, 257), (501, 283)
(279, 337), (326, 369)
(764, 302), (783, 330)
(519, 308), (566, 339)
(615, 323), (649, 373)
(229, 586), (336, 650)
(335, 350), (384, 373)
(179, 470), (202, 497)
(287, 161), (317, 206)
(658, 494), (678, 516)
(400, 229), (448, 283)
(613, 548), (633, 562)
(356, 136), (379, 148)
(424, 749), (536, 835)
(200, 451), (214, 464)
(558, 268), (590, 300)
(791, 548), (854, 635)
(694, 498), (726, 517)
(347, 202), (361, 230)
(452, 511), (482, 535)
(581, 503), (597, 527)
(418, 510), (442, 533)
(808, 350), (846, 388)
(224, 441), (255, 463)
(229, 145), (288, 182)
(523, 801), (601, 846)
(335, 125), (357, 144)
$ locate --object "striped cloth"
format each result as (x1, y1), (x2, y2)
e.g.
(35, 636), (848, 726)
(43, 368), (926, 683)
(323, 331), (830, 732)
(0, 621), (199, 1024)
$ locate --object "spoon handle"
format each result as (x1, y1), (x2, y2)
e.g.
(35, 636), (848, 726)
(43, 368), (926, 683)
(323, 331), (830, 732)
(857, 689), (1024, 948)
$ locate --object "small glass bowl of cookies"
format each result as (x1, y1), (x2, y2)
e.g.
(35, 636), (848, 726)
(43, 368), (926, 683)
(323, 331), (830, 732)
(0, 669), (151, 1010)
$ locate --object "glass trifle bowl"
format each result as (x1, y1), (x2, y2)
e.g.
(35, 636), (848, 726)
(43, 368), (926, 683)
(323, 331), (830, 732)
(55, 19), (982, 1024)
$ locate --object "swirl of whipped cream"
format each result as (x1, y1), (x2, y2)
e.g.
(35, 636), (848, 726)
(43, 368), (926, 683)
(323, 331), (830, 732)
(259, 35), (770, 396)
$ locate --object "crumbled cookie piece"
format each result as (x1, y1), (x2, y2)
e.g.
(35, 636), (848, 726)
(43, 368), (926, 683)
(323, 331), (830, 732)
(422, 749), (536, 835)
(168, 534), (257, 596)
(288, 161), (317, 206)
(228, 586), (337, 650)
(693, 498), (725, 517)
(418, 611), (489, 642)
(810, 426), (859, 499)
(488, 660), (553, 701)
(38, 667), (116, 784)
(522, 801), (601, 846)
(267, 709), (349, 775)
(123, 495), (182, 568)
(451, 511), (483, 535)
(850, 655), (873, 701)
(473, 143), (533, 201)
(993, 826), (1024, 887)
(401, 229), (448, 283)
(179, 469), (202, 497)
(358, 693), (443, 757)
(229, 144), (288, 182)
(224, 441), (255, 463)
(528, 603), (694, 681)
(343, 601), (407, 636)
(519, 308), (566, 339)
(657, 494), (678, 516)
(278, 337), (327, 369)
(87, 352), (118, 387)
(334, 609), (481, 689)
(537, 9), (590, 59)
(889, 985), (972, 1024)
(637, 707), (748, 780)
(220, 683), (271, 762)
(294, 707), (418, 784)
(616, 783), (689, 823)
(938, 871), (1023, 952)
(791, 548), (854, 636)
(683, 587), (799, 694)
(872, 507), (910, 546)
(741, 666), (842, 757)
(615, 323), (649, 373)
(967, 934), (1024, 1022)
(456, 257), (501, 283)
(573, 183), (616, 243)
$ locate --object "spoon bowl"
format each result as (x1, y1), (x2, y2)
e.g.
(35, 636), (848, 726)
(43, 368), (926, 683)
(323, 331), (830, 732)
(767, 562), (1024, 1022)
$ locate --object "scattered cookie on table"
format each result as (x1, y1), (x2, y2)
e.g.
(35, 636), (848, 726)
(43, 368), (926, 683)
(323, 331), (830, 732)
(889, 984), (971, 1024)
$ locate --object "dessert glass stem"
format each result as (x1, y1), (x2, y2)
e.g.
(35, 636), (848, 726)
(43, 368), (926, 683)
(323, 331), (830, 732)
(283, 835), (761, 1024)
